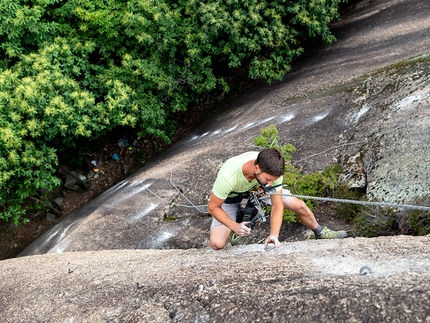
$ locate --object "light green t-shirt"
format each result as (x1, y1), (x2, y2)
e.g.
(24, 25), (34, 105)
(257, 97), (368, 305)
(212, 151), (283, 200)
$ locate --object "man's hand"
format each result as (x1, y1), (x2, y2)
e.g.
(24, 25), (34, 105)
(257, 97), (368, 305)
(234, 222), (251, 237)
(264, 234), (280, 250)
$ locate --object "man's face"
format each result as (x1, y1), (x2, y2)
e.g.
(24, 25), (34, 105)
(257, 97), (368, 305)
(254, 171), (279, 186)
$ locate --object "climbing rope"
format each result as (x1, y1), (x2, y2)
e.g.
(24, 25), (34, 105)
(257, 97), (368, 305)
(268, 190), (430, 212)
(145, 186), (208, 213)
(140, 161), (209, 214)
(143, 178), (430, 213)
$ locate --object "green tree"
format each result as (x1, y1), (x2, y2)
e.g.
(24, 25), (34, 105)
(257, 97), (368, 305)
(0, 0), (347, 223)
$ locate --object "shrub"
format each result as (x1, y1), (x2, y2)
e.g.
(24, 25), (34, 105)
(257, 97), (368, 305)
(282, 163), (343, 222)
(340, 195), (430, 237)
(254, 124), (297, 161)
(333, 184), (367, 222)
(405, 196), (430, 236)
(351, 206), (400, 237)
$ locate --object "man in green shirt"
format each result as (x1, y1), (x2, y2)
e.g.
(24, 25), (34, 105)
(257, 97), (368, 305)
(208, 148), (346, 250)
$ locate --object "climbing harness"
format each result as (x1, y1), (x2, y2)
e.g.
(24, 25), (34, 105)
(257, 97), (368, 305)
(229, 185), (283, 245)
(234, 185), (283, 228)
(244, 189), (267, 229)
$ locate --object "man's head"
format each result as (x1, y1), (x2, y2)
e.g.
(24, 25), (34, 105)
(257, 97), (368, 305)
(254, 148), (285, 185)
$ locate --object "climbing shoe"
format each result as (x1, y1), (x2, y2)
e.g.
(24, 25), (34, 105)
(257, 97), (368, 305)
(315, 226), (347, 239)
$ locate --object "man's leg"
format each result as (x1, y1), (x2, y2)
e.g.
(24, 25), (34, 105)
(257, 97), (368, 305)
(209, 202), (240, 250)
(276, 189), (347, 239)
(282, 195), (319, 230)
(210, 225), (232, 250)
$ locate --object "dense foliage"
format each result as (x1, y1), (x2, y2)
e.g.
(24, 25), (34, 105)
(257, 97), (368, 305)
(0, 0), (346, 223)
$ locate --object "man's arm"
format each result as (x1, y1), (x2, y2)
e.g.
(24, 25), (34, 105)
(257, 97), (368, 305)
(208, 193), (251, 236)
(269, 193), (284, 235)
(264, 193), (284, 249)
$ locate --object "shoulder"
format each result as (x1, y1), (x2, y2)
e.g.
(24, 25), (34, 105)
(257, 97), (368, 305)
(219, 151), (258, 175)
(224, 151), (259, 165)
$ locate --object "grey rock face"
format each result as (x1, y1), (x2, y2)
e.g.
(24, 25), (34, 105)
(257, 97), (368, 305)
(1, 236), (430, 322)
(64, 171), (82, 191)
(339, 55), (430, 203)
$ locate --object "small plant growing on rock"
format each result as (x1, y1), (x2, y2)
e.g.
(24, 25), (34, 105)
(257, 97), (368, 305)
(333, 185), (367, 222)
(254, 124), (296, 161)
(350, 206), (400, 237)
(346, 195), (430, 237)
(404, 196), (430, 236)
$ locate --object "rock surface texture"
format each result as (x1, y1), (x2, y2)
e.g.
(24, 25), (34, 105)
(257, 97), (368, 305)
(2, 236), (430, 322)
(2, 0), (430, 321)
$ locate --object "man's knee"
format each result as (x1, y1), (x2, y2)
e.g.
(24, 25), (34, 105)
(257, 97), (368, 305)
(209, 227), (230, 250)
(296, 199), (309, 213)
(210, 233), (229, 250)
(283, 197), (308, 213)
(210, 239), (226, 250)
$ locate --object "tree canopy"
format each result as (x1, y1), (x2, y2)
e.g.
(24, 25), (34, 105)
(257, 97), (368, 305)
(0, 0), (346, 223)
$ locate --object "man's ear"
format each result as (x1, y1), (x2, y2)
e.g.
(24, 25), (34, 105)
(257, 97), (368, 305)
(254, 164), (261, 173)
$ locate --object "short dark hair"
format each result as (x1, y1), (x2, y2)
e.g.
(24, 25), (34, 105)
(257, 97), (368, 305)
(255, 148), (285, 177)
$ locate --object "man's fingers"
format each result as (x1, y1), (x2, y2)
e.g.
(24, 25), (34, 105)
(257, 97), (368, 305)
(264, 235), (280, 250)
(240, 223), (251, 236)
(241, 229), (251, 236)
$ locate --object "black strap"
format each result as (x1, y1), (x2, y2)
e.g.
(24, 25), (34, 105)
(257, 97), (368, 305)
(223, 183), (282, 204)
(261, 184), (283, 194)
(236, 199), (258, 223)
(224, 193), (245, 204)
